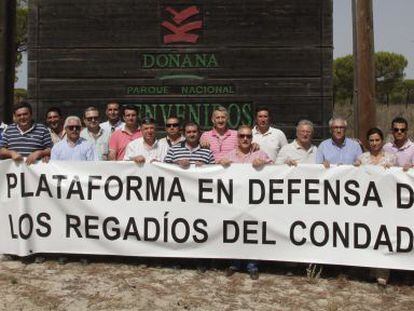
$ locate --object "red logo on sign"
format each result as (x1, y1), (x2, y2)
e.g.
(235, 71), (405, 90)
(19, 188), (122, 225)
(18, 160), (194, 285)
(162, 6), (202, 44)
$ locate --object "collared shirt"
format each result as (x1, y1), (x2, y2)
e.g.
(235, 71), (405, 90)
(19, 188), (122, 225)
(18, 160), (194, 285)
(123, 137), (168, 162)
(109, 125), (142, 160)
(158, 135), (185, 150)
(100, 120), (125, 134)
(200, 128), (238, 161)
(223, 148), (271, 164)
(383, 139), (414, 167)
(252, 126), (288, 162)
(0, 123), (52, 157)
(51, 137), (98, 161)
(80, 127), (111, 160)
(49, 128), (66, 145)
(164, 141), (215, 164)
(276, 140), (318, 164)
(316, 137), (362, 164)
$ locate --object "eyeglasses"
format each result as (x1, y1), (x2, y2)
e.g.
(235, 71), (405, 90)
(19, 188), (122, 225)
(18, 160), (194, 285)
(166, 123), (179, 128)
(66, 125), (81, 131)
(393, 128), (407, 133)
(238, 134), (253, 139)
(85, 116), (99, 121)
(332, 126), (346, 130)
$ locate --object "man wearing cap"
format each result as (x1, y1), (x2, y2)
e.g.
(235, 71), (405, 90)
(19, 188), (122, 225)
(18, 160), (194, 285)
(124, 117), (168, 163)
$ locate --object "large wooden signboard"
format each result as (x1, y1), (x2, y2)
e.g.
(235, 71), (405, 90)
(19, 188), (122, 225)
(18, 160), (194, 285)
(28, 0), (332, 138)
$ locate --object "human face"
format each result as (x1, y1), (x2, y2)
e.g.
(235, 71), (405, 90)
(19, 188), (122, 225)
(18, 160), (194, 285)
(237, 128), (253, 151)
(65, 119), (81, 142)
(184, 125), (200, 146)
(392, 122), (408, 143)
(296, 125), (313, 145)
(123, 109), (138, 128)
(255, 110), (270, 130)
(330, 120), (347, 142)
(84, 110), (100, 131)
(142, 123), (156, 144)
(368, 133), (383, 153)
(46, 111), (62, 130)
(165, 118), (180, 138)
(212, 111), (228, 131)
(106, 103), (120, 123)
(14, 107), (32, 130)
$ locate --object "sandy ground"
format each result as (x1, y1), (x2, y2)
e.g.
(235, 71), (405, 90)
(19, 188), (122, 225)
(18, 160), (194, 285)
(1, 255), (414, 311)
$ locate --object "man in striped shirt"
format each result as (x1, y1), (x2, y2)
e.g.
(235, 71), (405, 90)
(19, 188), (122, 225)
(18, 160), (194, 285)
(0, 102), (52, 164)
(165, 122), (215, 168)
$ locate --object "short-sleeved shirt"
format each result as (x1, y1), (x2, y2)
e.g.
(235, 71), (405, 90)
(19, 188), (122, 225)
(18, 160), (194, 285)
(316, 137), (362, 165)
(158, 135), (185, 150)
(100, 120), (125, 134)
(252, 126), (288, 162)
(358, 151), (396, 166)
(0, 123), (52, 157)
(383, 140), (414, 167)
(123, 137), (168, 162)
(49, 128), (66, 145)
(80, 127), (111, 160)
(276, 140), (318, 164)
(51, 137), (98, 161)
(223, 149), (271, 164)
(164, 141), (215, 164)
(109, 125), (142, 160)
(200, 128), (237, 161)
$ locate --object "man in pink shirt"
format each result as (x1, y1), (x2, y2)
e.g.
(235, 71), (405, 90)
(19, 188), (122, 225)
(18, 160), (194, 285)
(383, 117), (414, 168)
(108, 105), (142, 160)
(200, 107), (238, 162)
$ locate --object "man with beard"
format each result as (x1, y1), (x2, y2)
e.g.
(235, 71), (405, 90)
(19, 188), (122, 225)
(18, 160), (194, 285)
(45, 107), (66, 144)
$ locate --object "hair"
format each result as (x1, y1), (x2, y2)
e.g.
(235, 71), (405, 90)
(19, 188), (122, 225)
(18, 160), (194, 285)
(183, 121), (200, 132)
(328, 116), (347, 128)
(141, 116), (155, 126)
(212, 106), (228, 117)
(238, 124), (252, 132)
(45, 107), (62, 118)
(83, 106), (99, 118)
(122, 104), (138, 115)
(63, 116), (82, 128)
(296, 119), (314, 131)
(391, 116), (408, 128)
(106, 101), (120, 109)
(165, 115), (181, 126)
(255, 106), (270, 117)
(13, 101), (32, 114)
(366, 127), (384, 140)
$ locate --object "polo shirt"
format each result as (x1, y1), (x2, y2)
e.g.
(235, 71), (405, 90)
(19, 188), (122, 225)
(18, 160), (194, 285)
(100, 120), (125, 134)
(0, 123), (52, 157)
(164, 141), (215, 164)
(51, 137), (98, 161)
(80, 127), (111, 160)
(252, 126), (288, 162)
(223, 149), (271, 164)
(200, 128), (237, 161)
(316, 137), (362, 165)
(276, 140), (318, 164)
(123, 137), (168, 162)
(158, 135), (185, 150)
(109, 125), (142, 160)
(383, 139), (414, 167)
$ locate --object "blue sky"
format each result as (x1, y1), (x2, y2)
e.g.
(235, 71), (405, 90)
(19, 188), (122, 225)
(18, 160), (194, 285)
(15, 0), (414, 89)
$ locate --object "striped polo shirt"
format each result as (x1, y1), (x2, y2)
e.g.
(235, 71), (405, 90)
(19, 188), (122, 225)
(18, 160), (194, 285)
(200, 128), (238, 161)
(0, 123), (52, 157)
(164, 141), (215, 164)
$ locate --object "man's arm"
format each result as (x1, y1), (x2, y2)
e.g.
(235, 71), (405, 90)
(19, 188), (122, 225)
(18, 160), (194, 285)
(26, 148), (51, 165)
(0, 147), (23, 161)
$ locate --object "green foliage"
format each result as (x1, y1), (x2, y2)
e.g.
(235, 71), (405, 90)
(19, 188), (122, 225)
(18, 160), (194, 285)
(333, 55), (354, 101)
(15, 0), (28, 81)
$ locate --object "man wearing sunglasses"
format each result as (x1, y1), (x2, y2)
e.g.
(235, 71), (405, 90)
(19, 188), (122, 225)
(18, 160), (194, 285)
(51, 116), (98, 161)
(80, 106), (110, 160)
(159, 116), (185, 150)
(384, 117), (414, 168)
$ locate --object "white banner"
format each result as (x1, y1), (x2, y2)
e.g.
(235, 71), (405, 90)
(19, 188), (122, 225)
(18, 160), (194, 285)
(1, 159), (414, 270)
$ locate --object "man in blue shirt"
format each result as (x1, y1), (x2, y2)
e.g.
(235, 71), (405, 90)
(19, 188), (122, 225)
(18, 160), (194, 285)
(316, 117), (362, 166)
(51, 116), (98, 161)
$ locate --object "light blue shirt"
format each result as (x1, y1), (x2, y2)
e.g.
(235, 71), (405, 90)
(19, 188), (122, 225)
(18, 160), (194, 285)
(316, 138), (362, 164)
(51, 137), (98, 161)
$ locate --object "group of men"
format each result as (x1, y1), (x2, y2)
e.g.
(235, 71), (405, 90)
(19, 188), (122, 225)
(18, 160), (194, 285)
(1, 101), (414, 279)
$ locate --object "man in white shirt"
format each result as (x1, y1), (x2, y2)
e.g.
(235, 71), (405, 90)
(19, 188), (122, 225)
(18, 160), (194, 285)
(158, 116), (185, 150)
(276, 119), (318, 165)
(252, 106), (288, 162)
(123, 117), (168, 163)
(100, 101), (125, 133)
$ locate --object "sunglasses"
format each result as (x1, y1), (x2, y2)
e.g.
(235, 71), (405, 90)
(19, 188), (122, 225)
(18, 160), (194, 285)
(66, 125), (81, 131)
(166, 123), (179, 128)
(85, 116), (99, 121)
(393, 128), (407, 133)
(238, 134), (252, 139)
